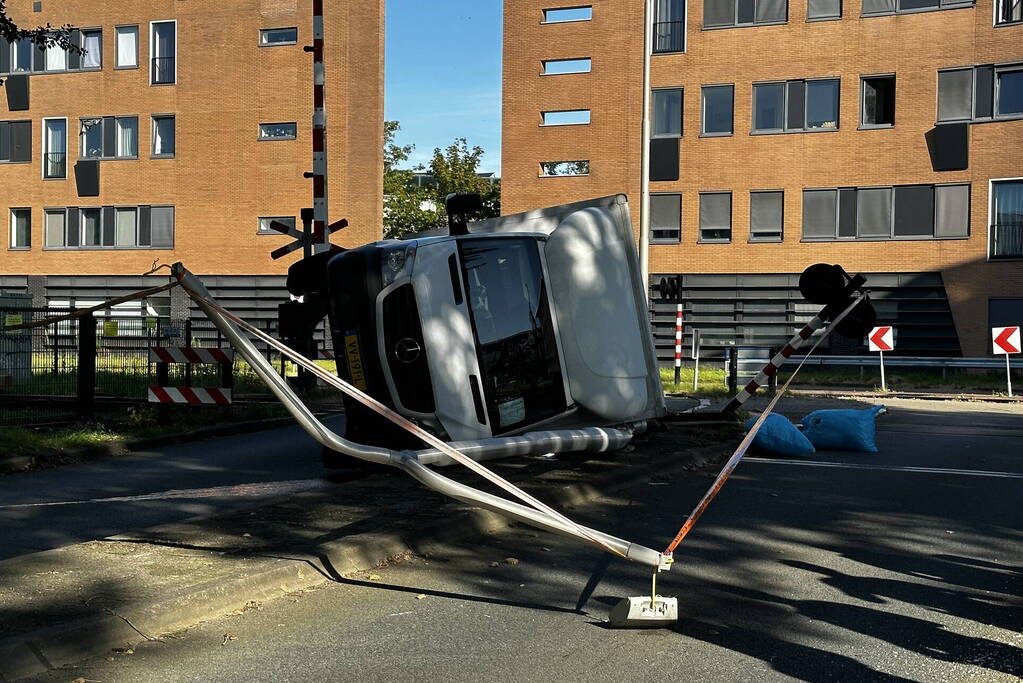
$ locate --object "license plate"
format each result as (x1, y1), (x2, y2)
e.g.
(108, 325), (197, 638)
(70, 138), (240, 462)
(343, 330), (368, 390)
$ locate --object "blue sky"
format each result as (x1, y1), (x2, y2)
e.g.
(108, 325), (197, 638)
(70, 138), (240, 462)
(385, 0), (503, 174)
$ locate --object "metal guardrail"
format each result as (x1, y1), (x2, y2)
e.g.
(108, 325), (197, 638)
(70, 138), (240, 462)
(782, 355), (1023, 370)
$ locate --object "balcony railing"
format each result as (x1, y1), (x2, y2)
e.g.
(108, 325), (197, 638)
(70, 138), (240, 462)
(151, 56), (175, 85)
(991, 222), (1023, 259)
(653, 21), (685, 53)
(43, 152), (66, 179)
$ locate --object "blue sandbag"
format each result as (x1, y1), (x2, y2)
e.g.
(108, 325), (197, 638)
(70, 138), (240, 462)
(744, 413), (816, 456)
(800, 405), (885, 453)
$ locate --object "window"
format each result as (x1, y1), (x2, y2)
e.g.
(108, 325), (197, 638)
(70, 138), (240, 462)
(541, 110), (591, 126)
(80, 29), (102, 69)
(11, 38), (32, 72)
(653, 88), (683, 137)
(802, 184), (969, 240)
(0, 120), (31, 163)
(258, 216), (296, 235)
(863, 0), (973, 15)
(150, 20), (176, 85)
(991, 180), (1023, 259)
(701, 85), (733, 135)
(539, 160), (589, 176)
(260, 27), (298, 45)
(651, 194), (682, 243)
(807, 0), (842, 19)
(79, 116), (138, 159)
(10, 208), (30, 249)
(43, 118), (66, 178)
(44, 209), (67, 247)
(542, 7), (593, 22)
(150, 206), (175, 247)
(115, 207), (137, 246)
(80, 207), (102, 246)
(750, 191), (783, 241)
(259, 122), (297, 140)
(115, 26), (138, 68)
(653, 0), (686, 53)
(938, 64), (1023, 122)
(541, 58), (591, 75)
(704, 0), (787, 28)
(152, 115), (175, 157)
(752, 79), (838, 132)
(699, 192), (731, 241)
(996, 0), (1022, 24)
(861, 75), (895, 127)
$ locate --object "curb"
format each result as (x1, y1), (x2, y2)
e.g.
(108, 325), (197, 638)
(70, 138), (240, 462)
(0, 414), (337, 475)
(785, 388), (1023, 404)
(0, 441), (726, 681)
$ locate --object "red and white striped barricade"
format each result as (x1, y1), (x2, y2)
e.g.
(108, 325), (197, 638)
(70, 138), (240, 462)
(148, 346), (234, 405)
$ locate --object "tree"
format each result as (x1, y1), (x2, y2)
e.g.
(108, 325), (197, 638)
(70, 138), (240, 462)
(0, 1), (81, 83)
(382, 121), (501, 239)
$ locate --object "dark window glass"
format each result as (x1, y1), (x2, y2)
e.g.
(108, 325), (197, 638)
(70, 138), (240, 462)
(702, 85), (733, 135)
(753, 83), (785, 131)
(786, 80), (805, 130)
(997, 0), (1023, 23)
(10, 208), (31, 248)
(975, 65), (994, 118)
(653, 89), (683, 137)
(13, 37), (32, 71)
(699, 192), (732, 241)
(894, 185), (935, 236)
(806, 79), (839, 129)
(899, 0), (939, 8)
(260, 28), (298, 45)
(458, 238), (567, 433)
(737, 0), (757, 22)
(991, 181), (1023, 258)
(704, 0), (737, 26)
(996, 69), (1023, 117)
(838, 188), (857, 237)
(862, 76), (895, 126)
(937, 69), (973, 121)
(653, 0), (686, 52)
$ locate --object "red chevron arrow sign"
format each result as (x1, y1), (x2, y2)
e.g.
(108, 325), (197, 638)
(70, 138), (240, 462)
(868, 326), (894, 352)
(992, 326), (1021, 355)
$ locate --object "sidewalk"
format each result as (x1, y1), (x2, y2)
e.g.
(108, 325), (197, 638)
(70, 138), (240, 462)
(0, 422), (735, 681)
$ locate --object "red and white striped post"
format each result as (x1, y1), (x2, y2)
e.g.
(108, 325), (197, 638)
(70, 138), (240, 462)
(310, 0), (329, 254)
(674, 302), (683, 385)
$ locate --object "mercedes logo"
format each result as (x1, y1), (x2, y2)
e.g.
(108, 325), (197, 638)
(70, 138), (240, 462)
(394, 337), (422, 364)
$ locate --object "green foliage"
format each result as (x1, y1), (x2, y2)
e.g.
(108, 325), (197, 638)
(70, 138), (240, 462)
(382, 121), (501, 239)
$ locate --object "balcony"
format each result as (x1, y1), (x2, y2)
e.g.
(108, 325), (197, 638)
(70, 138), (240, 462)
(990, 222), (1023, 259)
(43, 152), (66, 179)
(151, 56), (175, 85)
(653, 21), (685, 53)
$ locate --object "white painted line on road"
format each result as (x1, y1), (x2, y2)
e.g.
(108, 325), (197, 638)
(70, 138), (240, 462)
(744, 458), (1023, 479)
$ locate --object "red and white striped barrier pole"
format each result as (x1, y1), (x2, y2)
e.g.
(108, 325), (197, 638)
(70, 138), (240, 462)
(310, 0), (329, 254)
(149, 347), (234, 364)
(148, 386), (232, 405)
(674, 302), (683, 385)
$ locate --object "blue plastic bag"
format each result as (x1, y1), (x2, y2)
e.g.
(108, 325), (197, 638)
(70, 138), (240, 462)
(744, 413), (816, 456)
(800, 405), (885, 453)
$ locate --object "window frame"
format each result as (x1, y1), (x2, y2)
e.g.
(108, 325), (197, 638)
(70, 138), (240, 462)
(78, 206), (104, 248)
(937, 63), (1023, 124)
(988, 176), (1023, 261)
(114, 25), (139, 69)
(541, 6), (593, 23)
(149, 19), (177, 86)
(994, 64), (1023, 119)
(78, 27), (103, 71)
(652, 0), (687, 53)
(540, 58), (592, 75)
(258, 122), (298, 141)
(151, 114), (175, 158)
(703, 0), (789, 29)
(749, 190), (784, 242)
(9, 207), (31, 250)
(701, 83), (734, 137)
(258, 216), (297, 236)
(0, 119), (32, 164)
(801, 184), (971, 242)
(650, 193), (682, 244)
(538, 160), (590, 177)
(994, 0), (1023, 25)
(43, 207), (68, 248)
(863, 0), (974, 17)
(652, 87), (684, 138)
(540, 109), (592, 126)
(806, 0), (842, 21)
(41, 116), (68, 180)
(860, 73), (896, 129)
(113, 206), (139, 247)
(698, 191), (733, 243)
(751, 78), (840, 134)
(78, 115), (140, 160)
(259, 27), (299, 46)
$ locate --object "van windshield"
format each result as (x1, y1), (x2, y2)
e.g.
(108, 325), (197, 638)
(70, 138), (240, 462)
(458, 238), (567, 433)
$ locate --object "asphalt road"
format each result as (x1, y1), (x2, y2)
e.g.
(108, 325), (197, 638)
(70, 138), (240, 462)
(28, 398), (1023, 682)
(0, 415), (344, 560)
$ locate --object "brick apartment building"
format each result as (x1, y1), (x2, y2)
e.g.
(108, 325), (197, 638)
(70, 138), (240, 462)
(0, 0), (383, 324)
(503, 0), (1023, 357)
